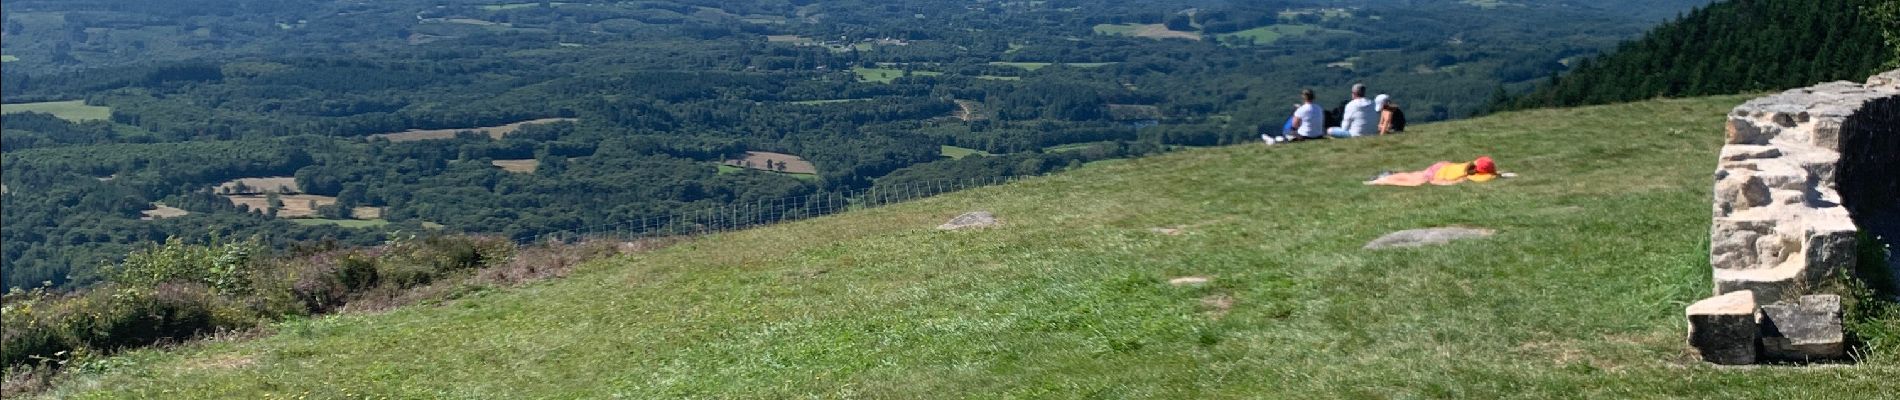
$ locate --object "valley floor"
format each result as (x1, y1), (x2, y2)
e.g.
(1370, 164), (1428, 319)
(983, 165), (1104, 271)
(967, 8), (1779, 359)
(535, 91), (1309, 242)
(45, 96), (1900, 398)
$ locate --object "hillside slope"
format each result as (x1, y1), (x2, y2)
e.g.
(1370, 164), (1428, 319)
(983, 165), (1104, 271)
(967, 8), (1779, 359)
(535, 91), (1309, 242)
(1507, 0), (1892, 109)
(47, 96), (1900, 398)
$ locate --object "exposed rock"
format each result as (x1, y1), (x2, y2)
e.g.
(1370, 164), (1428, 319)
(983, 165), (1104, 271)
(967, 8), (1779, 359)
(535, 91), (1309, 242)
(1686, 290), (1758, 365)
(1759, 294), (1845, 362)
(1363, 227), (1495, 249)
(937, 211), (999, 230)
(1168, 276), (1211, 286)
(1707, 69), (1898, 306)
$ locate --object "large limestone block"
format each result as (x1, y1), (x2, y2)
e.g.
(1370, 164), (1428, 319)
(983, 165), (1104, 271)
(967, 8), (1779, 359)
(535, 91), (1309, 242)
(1687, 290), (1759, 365)
(1712, 172), (1771, 216)
(1760, 294), (1845, 361)
(1725, 118), (1776, 145)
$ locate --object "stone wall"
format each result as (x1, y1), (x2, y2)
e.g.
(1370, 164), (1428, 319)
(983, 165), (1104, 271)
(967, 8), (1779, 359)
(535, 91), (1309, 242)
(1711, 70), (1900, 304)
(1689, 70), (1899, 364)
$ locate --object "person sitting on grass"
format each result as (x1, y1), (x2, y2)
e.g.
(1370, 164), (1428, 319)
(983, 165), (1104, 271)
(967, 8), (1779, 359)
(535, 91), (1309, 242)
(1365, 156), (1503, 186)
(1267, 89), (1326, 145)
(1327, 84), (1376, 138)
(1378, 96), (1407, 135)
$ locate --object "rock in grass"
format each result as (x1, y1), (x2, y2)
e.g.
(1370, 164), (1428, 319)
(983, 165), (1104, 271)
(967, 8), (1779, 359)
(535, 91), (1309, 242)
(1686, 290), (1758, 365)
(1168, 276), (1211, 286)
(938, 211), (999, 230)
(1362, 227), (1495, 249)
(1759, 294), (1845, 362)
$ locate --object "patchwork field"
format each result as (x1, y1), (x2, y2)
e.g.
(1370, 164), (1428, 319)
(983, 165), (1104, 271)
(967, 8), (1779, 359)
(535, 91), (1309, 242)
(138, 203), (189, 220)
(1, 100), (113, 122)
(853, 67), (943, 83)
(1215, 24), (1322, 46)
(368, 118), (577, 142)
(290, 219), (391, 228)
(789, 98), (871, 105)
(215, 177), (300, 195)
(491, 159), (540, 173)
(1092, 23), (1201, 41)
(940, 145), (992, 159)
(225, 194), (335, 218)
(986, 62), (1115, 71)
(722, 151), (818, 174)
(480, 2), (572, 11)
(766, 35), (812, 44)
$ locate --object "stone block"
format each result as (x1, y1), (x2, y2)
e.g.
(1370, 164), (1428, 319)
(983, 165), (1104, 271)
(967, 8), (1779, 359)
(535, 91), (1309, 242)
(1725, 119), (1775, 145)
(1760, 294), (1845, 361)
(1713, 173), (1771, 215)
(1687, 290), (1759, 365)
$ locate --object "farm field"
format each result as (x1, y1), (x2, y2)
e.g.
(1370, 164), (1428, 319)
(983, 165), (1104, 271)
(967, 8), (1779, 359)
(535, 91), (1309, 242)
(722, 151), (817, 174)
(1215, 24), (1323, 46)
(765, 35), (812, 43)
(939, 145), (991, 159)
(491, 159), (540, 173)
(368, 118), (576, 142)
(225, 194), (337, 218)
(789, 99), (871, 105)
(1092, 23), (1200, 40)
(1, 100), (113, 122)
(986, 62), (1115, 71)
(215, 177), (300, 194)
(852, 67), (942, 83)
(716, 164), (819, 181)
(290, 219), (391, 228)
(138, 204), (189, 220)
(480, 2), (571, 11)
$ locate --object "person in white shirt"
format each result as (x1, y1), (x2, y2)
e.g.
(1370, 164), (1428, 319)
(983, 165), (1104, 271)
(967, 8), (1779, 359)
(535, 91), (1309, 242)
(1328, 84), (1376, 138)
(1267, 89), (1325, 145)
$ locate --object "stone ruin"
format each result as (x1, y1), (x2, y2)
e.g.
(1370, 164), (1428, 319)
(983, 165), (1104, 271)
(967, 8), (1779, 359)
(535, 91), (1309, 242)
(1688, 70), (1900, 365)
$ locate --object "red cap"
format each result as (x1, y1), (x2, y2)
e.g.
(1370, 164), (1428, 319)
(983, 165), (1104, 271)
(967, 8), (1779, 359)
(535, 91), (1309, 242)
(1472, 156), (1497, 175)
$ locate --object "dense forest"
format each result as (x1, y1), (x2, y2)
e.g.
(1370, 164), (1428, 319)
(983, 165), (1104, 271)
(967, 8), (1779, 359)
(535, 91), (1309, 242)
(1501, 0), (1897, 109)
(3, 0), (1715, 290)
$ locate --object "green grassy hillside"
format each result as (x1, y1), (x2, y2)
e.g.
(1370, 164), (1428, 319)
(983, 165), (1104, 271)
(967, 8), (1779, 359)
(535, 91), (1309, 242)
(44, 96), (1900, 398)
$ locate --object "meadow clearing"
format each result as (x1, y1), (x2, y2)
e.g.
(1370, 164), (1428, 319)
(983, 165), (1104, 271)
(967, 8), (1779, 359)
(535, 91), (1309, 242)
(367, 118), (577, 142)
(1, 100), (113, 122)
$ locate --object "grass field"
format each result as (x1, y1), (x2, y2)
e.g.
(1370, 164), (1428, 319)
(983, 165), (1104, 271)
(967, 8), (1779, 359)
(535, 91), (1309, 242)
(138, 203), (189, 220)
(987, 61), (1115, 71)
(1215, 24), (1321, 46)
(1092, 23), (1201, 41)
(940, 145), (992, 159)
(289, 219), (391, 228)
(39, 95), (1900, 398)
(717, 164), (820, 181)
(491, 159), (540, 173)
(853, 67), (943, 83)
(789, 98), (871, 105)
(479, 2), (570, 11)
(369, 118), (576, 142)
(1, 100), (112, 122)
(214, 177), (301, 195)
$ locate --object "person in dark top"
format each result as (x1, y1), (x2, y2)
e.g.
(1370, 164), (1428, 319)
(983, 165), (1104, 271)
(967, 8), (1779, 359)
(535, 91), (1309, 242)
(1380, 99), (1407, 135)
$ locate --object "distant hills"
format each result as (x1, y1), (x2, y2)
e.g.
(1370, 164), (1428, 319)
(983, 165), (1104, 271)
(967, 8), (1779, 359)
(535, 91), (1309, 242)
(1502, 0), (1894, 110)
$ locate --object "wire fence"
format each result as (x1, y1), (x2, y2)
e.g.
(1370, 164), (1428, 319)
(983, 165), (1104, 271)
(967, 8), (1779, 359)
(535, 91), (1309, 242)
(522, 175), (1026, 245)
